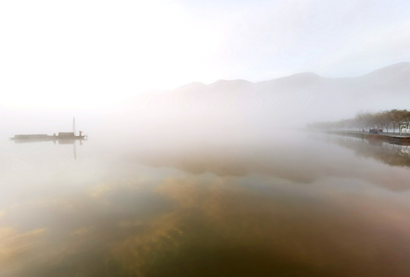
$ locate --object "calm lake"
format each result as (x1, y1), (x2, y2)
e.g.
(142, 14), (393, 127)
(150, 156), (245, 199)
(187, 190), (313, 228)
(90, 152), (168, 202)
(1, 130), (410, 277)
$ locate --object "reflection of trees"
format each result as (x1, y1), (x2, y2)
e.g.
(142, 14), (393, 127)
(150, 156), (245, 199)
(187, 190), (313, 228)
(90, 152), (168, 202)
(2, 178), (410, 277)
(329, 135), (410, 167)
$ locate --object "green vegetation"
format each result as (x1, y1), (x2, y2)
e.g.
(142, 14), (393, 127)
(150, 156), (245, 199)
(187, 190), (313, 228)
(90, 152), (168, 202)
(308, 109), (410, 133)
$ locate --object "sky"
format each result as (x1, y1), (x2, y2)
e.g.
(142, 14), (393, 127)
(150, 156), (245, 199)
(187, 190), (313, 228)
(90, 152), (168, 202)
(1, 0), (410, 109)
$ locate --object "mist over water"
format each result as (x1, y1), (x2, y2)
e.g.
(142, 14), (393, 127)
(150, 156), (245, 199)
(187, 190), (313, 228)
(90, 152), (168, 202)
(1, 63), (410, 277)
(2, 121), (410, 276)
(2, 0), (410, 275)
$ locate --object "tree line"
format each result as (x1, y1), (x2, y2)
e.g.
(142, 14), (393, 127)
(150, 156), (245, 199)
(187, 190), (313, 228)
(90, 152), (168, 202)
(307, 109), (410, 133)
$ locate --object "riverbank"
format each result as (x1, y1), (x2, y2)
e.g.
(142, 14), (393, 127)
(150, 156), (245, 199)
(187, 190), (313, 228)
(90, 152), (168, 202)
(328, 131), (410, 145)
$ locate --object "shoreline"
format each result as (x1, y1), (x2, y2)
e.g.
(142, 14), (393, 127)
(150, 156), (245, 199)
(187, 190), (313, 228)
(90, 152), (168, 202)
(327, 131), (410, 145)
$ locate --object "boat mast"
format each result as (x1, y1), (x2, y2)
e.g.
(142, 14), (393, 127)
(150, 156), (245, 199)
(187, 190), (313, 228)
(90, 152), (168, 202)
(73, 117), (76, 136)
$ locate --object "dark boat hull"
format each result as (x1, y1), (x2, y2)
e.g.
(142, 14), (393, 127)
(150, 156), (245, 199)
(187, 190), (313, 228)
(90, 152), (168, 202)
(11, 135), (86, 142)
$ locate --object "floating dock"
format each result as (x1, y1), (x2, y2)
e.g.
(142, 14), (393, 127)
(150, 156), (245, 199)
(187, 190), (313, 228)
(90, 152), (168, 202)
(10, 118), (87, 143)
(11, 132), (86, 142)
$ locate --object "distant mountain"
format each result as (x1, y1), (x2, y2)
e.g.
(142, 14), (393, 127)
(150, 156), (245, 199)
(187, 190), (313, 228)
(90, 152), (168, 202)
(169, 62), (410, 95)
(360, 62), (410, 86)
(121, 63), (410, 131)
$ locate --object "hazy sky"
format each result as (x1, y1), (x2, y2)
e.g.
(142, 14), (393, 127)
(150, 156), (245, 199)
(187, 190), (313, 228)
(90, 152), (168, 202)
(1, 0), (410, 108)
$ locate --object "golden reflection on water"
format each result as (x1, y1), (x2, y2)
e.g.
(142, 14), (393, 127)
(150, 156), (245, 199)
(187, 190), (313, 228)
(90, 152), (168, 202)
(1, 133), (410, 276)
(1, 173), (410, 277)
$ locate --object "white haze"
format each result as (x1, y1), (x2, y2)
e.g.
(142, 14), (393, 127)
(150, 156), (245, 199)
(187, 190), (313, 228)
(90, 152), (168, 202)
(2, 63), (410, 142)
(1, 0), (410, 139)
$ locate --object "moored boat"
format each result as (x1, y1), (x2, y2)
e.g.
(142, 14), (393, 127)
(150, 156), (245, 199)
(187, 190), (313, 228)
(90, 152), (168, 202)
(10, 118), (87, 142)
(11, 133), (86, 141)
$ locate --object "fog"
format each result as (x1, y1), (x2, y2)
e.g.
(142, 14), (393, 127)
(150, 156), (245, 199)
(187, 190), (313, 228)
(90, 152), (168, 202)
(2, 0), (410, 276)
(3, 62), (409, 145)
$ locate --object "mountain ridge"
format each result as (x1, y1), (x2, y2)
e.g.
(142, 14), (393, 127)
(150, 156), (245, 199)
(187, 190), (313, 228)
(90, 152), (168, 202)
(172, 62), (410, 91)
(124, 62), (410, 128)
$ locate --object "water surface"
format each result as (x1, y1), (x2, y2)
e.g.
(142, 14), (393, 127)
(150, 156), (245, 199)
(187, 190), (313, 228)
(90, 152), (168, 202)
(1, 131), (410, 277)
